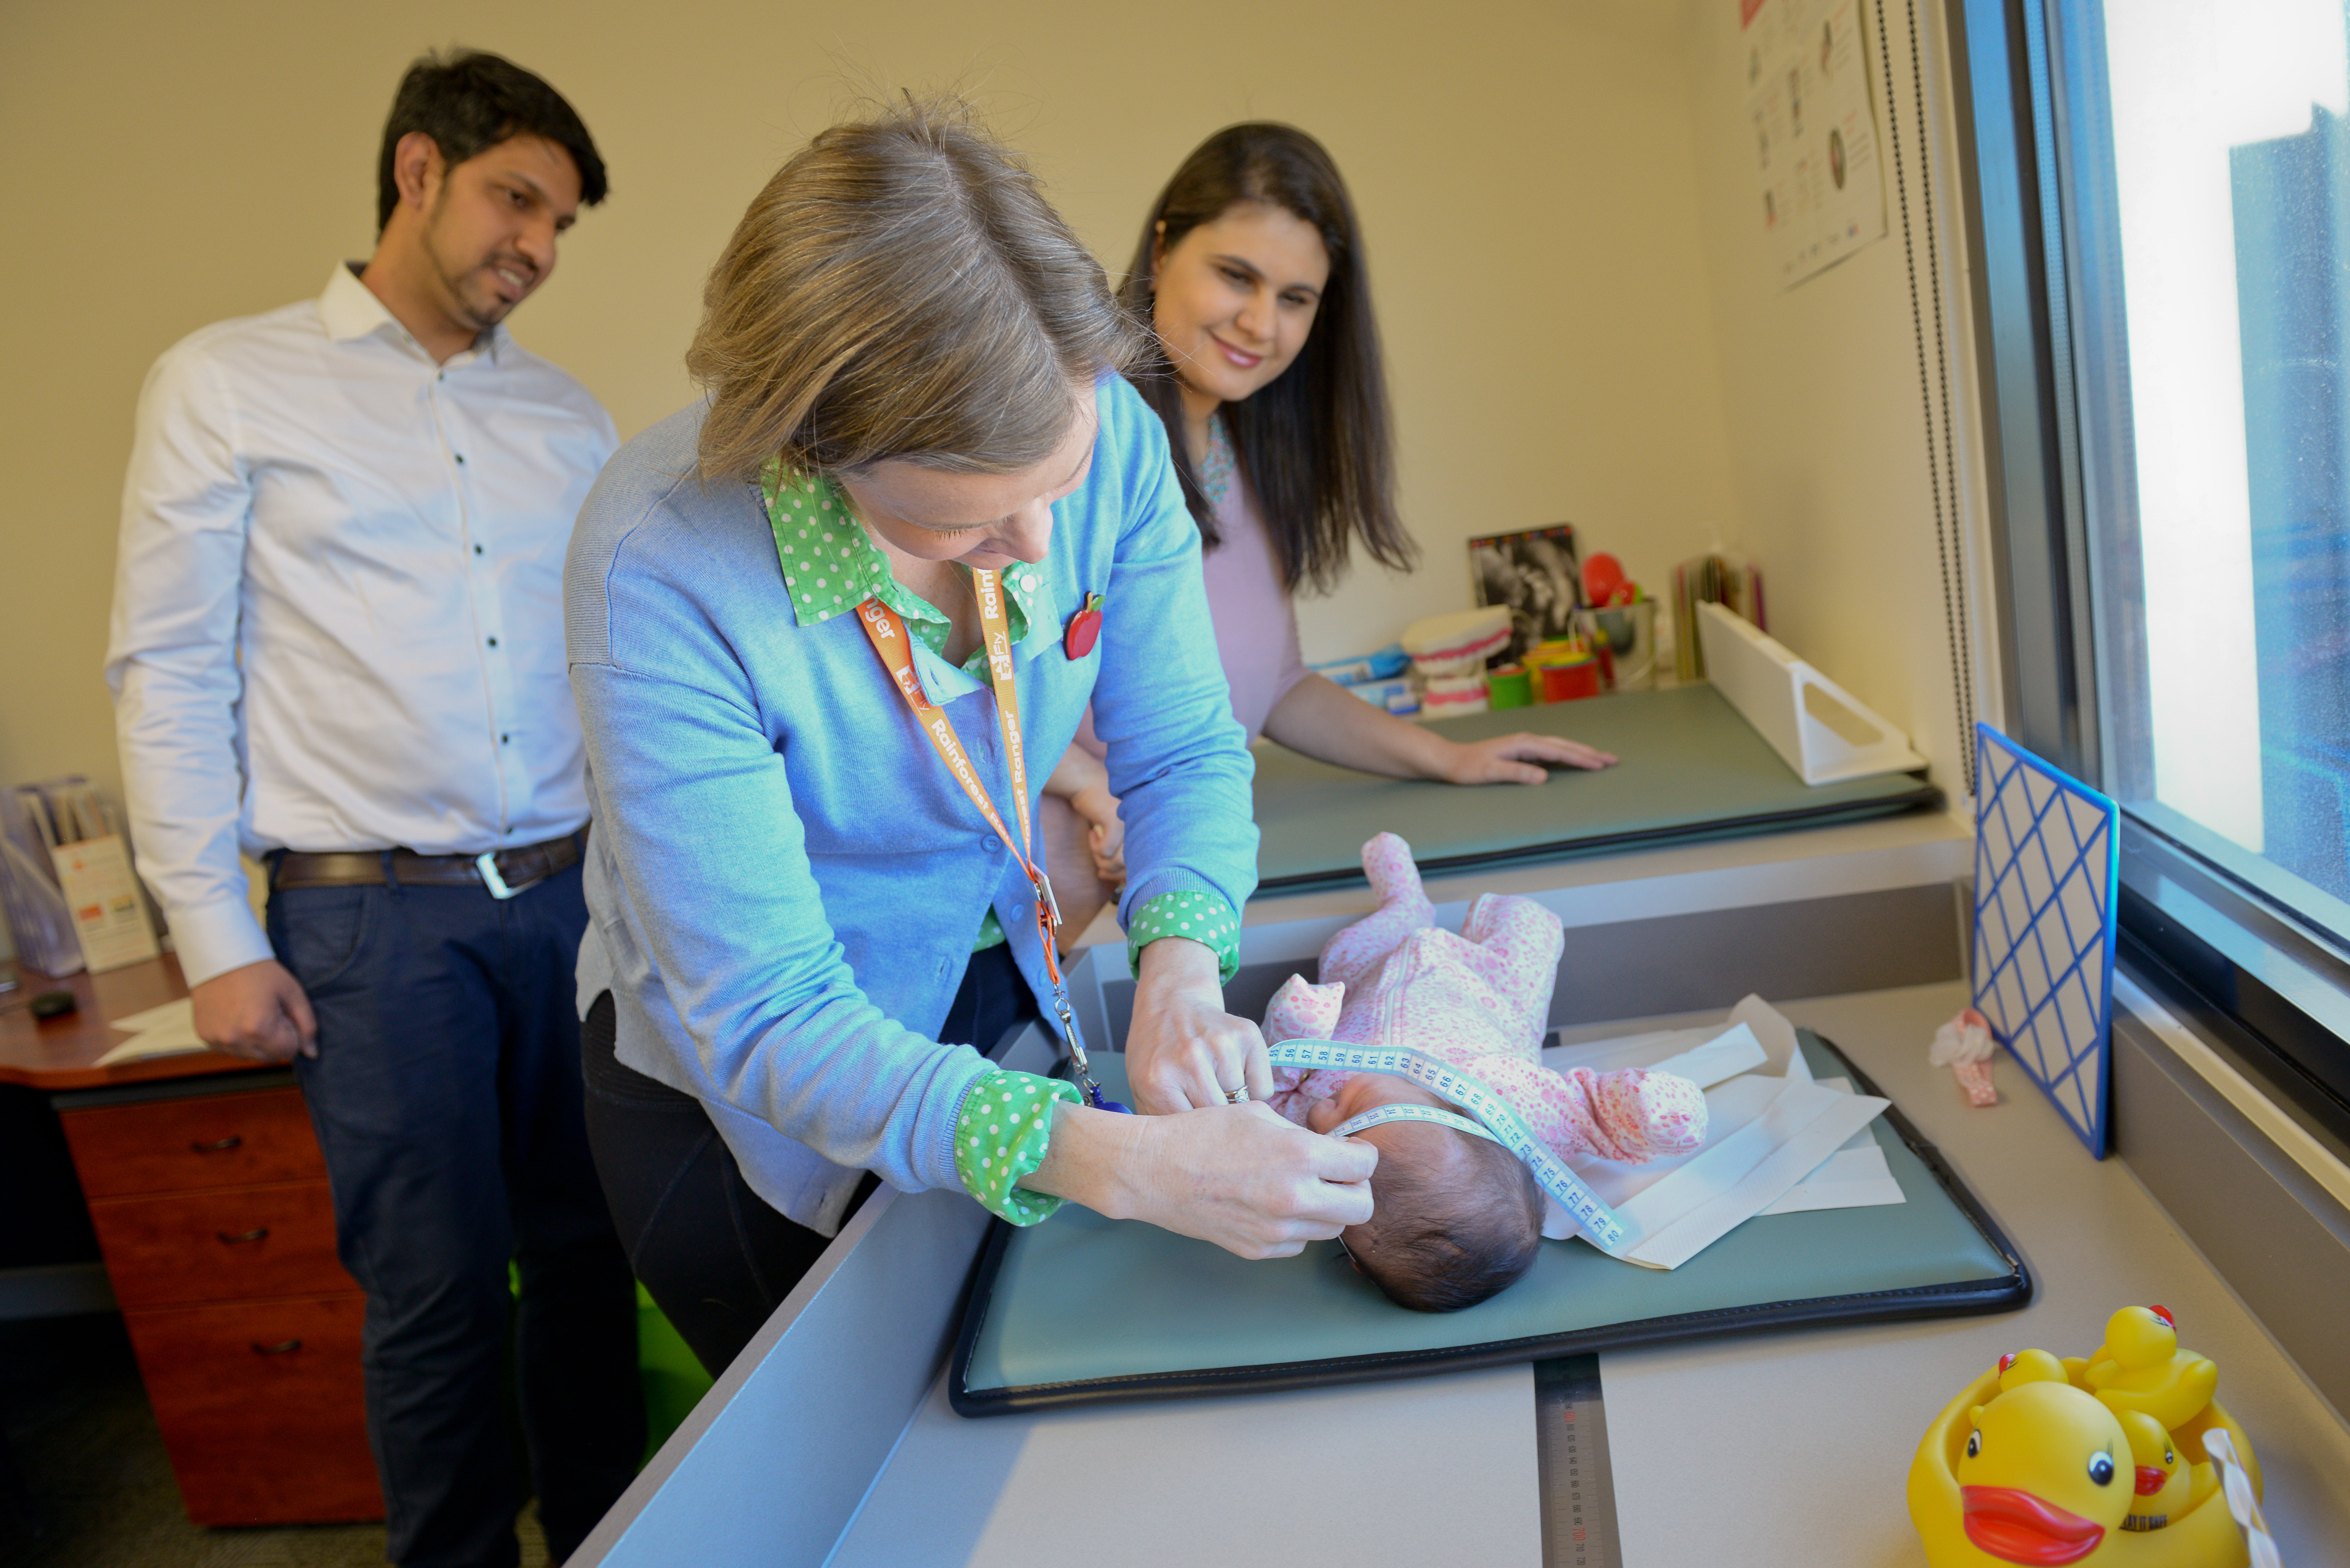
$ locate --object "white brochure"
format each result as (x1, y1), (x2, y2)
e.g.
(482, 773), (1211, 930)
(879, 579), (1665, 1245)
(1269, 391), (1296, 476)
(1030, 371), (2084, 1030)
(1537, 995), (1902, 1268)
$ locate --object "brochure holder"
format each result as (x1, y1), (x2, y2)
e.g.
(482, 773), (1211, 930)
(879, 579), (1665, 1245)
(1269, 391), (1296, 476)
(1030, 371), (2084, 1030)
(1696, 602), (1927, 785)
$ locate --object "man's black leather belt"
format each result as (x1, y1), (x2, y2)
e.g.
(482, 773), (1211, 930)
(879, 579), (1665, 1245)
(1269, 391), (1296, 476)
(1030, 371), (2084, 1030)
(273, 830), (585, 899)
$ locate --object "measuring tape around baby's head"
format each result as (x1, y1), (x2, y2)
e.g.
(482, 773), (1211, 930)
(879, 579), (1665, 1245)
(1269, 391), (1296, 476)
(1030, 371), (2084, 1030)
(1266, 1039), (1633, 1252)
(1328, 1103), (1500, 1144)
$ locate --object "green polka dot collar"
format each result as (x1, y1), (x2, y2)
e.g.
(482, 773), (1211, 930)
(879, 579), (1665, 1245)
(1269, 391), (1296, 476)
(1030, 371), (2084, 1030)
(758, 464), (1043, 672)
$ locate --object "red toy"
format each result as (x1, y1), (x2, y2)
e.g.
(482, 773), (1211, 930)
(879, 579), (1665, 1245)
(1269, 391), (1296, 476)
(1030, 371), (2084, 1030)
(1582, 553), (1624, 606)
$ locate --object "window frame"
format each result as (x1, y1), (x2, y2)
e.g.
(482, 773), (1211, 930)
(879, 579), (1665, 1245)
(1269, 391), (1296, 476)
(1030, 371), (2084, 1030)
(1947, 0), (2350, 1143)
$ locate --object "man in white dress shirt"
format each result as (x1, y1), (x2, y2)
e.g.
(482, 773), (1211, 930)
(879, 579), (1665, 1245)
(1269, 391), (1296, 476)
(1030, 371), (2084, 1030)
(106, 52), (640, 1568)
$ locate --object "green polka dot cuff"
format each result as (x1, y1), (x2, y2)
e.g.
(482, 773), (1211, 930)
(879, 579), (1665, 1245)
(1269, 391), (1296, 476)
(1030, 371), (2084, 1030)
(1127, 889), (1242, 983)
(954, 1069), (1080, 1226)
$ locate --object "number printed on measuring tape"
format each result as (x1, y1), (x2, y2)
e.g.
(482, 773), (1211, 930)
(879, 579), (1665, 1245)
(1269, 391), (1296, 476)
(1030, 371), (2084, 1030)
(1328, 1102), (1501, 1144)
(1266, 1040), (1633, 1250)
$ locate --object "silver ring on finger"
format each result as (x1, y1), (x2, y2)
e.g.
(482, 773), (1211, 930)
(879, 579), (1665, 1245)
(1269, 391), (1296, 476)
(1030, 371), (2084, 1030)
(1223, 1084), (1248, 1104)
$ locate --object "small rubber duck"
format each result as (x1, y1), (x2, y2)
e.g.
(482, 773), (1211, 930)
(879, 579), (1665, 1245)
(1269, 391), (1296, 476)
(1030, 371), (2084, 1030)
(1999, 1348), (2070, 1391)
(2115, 1409), (2199, 1533)
(2084, 1306), (2219, 1434)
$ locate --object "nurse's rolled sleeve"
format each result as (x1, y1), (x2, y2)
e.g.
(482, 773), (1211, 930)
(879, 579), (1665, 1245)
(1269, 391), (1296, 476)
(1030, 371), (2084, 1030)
(573, 556), (989, 1198)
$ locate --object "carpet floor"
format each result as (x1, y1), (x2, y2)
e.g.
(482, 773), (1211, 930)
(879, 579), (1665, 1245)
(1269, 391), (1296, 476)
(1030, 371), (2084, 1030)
(0, 1315), (550, 1568)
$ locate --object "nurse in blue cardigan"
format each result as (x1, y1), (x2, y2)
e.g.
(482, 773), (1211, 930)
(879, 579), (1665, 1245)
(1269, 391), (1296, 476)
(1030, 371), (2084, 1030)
(566, 102), (1376, 1375)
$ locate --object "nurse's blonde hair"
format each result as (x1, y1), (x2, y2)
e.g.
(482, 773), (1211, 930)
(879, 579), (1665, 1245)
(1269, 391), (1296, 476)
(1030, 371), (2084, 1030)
(689, 96), (1148, 482)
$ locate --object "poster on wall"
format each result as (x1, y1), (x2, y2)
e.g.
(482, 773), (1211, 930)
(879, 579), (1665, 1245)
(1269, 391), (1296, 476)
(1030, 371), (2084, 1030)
(1743, 0), (1886, 288)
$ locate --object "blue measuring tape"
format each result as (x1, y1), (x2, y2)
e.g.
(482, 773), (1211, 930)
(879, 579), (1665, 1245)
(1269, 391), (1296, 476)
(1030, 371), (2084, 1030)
(1328, 1102), (1500, 1144)
(1266, 1039), (1632, 1251)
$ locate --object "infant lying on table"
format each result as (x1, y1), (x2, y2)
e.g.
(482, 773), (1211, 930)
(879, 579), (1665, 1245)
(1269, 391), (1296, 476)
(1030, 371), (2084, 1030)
(1261, 833), (1706, 1312)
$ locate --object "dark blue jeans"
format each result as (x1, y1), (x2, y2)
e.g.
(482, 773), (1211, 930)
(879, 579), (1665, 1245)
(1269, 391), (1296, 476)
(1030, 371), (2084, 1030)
(271, 863), (643, 1568)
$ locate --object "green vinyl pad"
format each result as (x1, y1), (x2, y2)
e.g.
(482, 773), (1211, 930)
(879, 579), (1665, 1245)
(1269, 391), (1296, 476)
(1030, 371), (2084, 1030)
(950, 1032), (2026, 1415)
(1252, 683), (1939, 893)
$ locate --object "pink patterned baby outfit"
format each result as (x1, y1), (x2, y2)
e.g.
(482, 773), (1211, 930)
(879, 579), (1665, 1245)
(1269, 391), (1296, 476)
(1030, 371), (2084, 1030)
(1262, 833), (1705, 1165)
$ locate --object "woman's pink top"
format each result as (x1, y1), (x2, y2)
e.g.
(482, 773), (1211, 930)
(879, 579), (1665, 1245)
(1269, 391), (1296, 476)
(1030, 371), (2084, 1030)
(1201, 475), (1312, 745)
(1078, 464), (1311, 757)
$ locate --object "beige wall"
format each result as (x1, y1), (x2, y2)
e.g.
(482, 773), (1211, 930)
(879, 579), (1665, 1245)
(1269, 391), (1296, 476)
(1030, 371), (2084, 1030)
(2, 0), (1996, 954)
(0, 0), (1740, 811)
(1681, 0), (1998, 792)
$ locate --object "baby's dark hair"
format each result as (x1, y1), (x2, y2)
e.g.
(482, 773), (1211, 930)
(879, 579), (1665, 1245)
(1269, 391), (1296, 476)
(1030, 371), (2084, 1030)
(1348, 1126), (1544, 1312)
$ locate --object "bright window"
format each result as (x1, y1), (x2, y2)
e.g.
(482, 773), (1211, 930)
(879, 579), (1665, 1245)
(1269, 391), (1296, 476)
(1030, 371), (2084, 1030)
(2073, 0), (2350, 937)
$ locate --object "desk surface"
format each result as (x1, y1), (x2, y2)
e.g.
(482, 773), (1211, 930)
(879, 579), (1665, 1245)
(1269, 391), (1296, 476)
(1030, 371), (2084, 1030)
(1250, 685), (1939, 893)
(0, 954), (251, 1091)
(811, 980), (2350, 1567)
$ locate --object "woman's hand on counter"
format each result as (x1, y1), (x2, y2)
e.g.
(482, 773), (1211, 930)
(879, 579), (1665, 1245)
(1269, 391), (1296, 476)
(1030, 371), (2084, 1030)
(1262, 672), (1618, 786)
(1021, 1099), (1378, 1258)
(1434, 730), (1618, 786)
(1123, 937), (1269, 1111)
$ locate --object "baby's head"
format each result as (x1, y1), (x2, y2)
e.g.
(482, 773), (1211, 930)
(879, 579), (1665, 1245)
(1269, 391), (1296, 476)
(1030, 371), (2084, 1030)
(1312, 1076), (1543, 1312)
(1348, 1121), (1543, 1311)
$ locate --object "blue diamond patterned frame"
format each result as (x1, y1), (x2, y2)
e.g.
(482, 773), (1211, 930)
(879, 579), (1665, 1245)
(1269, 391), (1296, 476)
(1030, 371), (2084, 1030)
(1971, 723), (2120, 1157)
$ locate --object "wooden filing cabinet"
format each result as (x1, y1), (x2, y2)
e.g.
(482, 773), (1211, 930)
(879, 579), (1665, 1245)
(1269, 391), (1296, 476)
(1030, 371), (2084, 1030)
(56, 1077), (383, 1526)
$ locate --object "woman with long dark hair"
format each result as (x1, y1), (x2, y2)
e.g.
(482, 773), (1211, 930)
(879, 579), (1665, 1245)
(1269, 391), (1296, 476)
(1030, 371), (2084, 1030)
(1042, 123), (1617, 936)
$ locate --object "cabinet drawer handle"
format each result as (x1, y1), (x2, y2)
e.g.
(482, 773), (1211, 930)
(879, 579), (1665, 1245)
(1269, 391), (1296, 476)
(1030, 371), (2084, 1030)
(216, 1227), (271, 1245)
(251, 1338), (303, 1355)
(191, 1136), (243, 1153)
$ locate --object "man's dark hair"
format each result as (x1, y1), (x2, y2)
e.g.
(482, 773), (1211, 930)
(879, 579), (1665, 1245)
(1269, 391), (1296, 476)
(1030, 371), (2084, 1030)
(376, 49), (608, 232)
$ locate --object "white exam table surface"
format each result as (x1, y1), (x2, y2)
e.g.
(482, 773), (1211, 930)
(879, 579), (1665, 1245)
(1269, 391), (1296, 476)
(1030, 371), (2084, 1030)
(584, 978), (2350, 1566)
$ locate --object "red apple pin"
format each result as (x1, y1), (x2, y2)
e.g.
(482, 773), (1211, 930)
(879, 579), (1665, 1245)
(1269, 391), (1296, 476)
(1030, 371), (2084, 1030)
(1064, 592), (1104, 659)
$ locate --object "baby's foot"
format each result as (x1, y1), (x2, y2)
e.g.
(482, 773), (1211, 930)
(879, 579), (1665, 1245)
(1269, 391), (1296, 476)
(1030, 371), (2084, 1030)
(1361, 832), (1428, 909)
(1506, 1063), (1708, 1164)
(1320, 834), (1436, 987)
(1588, 1068), (1707, 1161)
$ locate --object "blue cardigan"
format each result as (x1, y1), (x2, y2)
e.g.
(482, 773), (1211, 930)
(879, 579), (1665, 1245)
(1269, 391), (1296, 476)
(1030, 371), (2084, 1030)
(566, 374), (1258, 1231)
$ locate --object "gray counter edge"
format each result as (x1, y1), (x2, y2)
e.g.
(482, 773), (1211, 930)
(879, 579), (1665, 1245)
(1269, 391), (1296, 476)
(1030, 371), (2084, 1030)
(2112, 965), (2350, 1425)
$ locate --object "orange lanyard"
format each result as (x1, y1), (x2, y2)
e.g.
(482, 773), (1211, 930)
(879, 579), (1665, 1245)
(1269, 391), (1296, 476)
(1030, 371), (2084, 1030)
(855, 568), (1070, 985)
(856, 573), (1122, 1107)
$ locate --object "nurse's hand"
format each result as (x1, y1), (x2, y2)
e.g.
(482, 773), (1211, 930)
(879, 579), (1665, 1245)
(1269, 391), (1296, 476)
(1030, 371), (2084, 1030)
(1436, 731), (1618, 786)
(1123, 937), (1272, 1112)
(1023, 1100), (1378, 1258)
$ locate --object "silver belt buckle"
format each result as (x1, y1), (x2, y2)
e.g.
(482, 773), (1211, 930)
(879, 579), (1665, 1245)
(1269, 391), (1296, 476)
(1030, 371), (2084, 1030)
(475, 851), (529, 900)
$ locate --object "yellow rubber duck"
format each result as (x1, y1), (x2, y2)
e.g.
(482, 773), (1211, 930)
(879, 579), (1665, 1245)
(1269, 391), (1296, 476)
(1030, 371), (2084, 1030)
(1909, 1319), (2261, 1567)
(2116, 1410), (2202, 1534)
(1951, 1378), (2133, 1563)
(2082, 1306), (2219, 1435)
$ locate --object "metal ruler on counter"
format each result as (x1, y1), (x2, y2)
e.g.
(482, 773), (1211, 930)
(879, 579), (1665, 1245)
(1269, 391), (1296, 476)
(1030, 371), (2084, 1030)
(1534, 1354), (1621, 1568)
